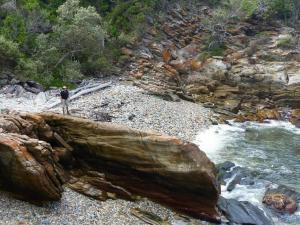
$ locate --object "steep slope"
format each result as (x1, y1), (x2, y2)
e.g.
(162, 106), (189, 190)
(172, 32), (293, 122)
(123, 3), (300, 113)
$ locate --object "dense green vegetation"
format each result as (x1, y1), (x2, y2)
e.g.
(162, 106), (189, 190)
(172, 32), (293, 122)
(0, 0), (161, 87)
(0, 0), (299, 87)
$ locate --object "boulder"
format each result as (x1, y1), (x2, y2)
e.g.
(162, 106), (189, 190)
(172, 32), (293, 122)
(0, 113), (220, 222)
(235, 109), (282, 123)
(218, 197), (274, 225)
(223, 99), (241, 113)
(24, 80), (44, 93)
(290, 109), (300, 128)
(162, 49), (172, 63)
(0, 133), (64, 201)
(39, 112), (220, 222)
(263, 185), (299, 214)
(121, 47), (134, 57)
(216, 162), (257, 190)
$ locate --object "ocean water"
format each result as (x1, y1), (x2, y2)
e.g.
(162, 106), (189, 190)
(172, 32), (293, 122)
(194, 120), (300, 225)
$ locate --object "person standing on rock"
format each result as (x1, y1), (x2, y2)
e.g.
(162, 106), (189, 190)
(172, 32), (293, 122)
(60, 86), (70, 115)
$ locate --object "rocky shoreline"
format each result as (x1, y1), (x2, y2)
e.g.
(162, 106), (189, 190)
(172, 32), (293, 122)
(1, 80), (299, 225)
(50, 82), (213, 141)
(0, 81), (215, 225)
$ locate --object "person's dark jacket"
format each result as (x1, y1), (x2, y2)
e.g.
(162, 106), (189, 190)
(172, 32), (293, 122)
(60, 90), (69, 100)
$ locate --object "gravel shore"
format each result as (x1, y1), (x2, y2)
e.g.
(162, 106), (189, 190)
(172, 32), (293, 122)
(0, 189), (181, 225)
(0, 81), (213, 225)
(52, 82), (213, 141)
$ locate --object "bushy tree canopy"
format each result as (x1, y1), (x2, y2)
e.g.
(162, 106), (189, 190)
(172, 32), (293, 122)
(0, 0), (299, 87)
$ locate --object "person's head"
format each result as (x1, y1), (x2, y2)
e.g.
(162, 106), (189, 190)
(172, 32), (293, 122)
(63, 86), (67, 89)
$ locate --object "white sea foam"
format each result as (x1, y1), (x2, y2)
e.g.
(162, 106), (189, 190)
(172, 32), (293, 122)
(194, 120), (300, 225)
(245, 120), (300, 134)
(193, 123), (244, 159)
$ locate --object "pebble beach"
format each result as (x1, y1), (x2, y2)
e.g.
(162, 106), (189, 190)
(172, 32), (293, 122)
(0, 81), (213, 225)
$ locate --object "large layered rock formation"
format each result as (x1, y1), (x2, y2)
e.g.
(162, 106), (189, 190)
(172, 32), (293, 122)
(0, 112), (220, 222)
(0, 114), (65, 200)
(124, 4), (300, 113)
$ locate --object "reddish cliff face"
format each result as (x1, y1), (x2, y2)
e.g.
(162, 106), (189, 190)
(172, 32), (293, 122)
(124, 5), (300, 113)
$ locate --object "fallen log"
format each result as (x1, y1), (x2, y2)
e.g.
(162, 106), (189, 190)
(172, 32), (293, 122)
(68, 82), (102, 96)
(46, 81), (112, 109)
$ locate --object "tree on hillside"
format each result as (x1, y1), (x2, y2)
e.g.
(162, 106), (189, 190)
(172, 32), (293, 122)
(265, 0), (300, 25)
(35, 0), (105, 85)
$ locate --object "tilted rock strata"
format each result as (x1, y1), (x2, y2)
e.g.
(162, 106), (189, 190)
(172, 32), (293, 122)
(0, 112), (220, 222)
(0, 132), (64, 201)
(290, 109), (300, 128)
(39, 112), (220, 222)
(125, 5), (300, 113)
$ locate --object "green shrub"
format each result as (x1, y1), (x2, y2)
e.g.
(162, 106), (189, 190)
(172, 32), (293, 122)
(266, 0), (292, 19)
(21, 0), (40, 11)
(0, 14), (26, 45)
(241, 0), (259, 18)
(0, 35), (21, 61)
(276, 34), (295, 48)
(0, 35), (39, 80)
(107, 0), (159, 38)
(16, 57), (38, 80)
(199, 43), (226, 61)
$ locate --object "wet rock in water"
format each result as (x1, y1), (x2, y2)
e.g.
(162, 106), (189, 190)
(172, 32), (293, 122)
(217, 161), (235, 172)
(289, 109), (300, 128)
(216, 161), (235, 185)
(263, 184), (299, 214)
(226, 167), (256, 192)
(216, 163), (257, 191)
(235, 109), (282, 123)
(218, 197), (274, 225)
(239, 176), (255, 186)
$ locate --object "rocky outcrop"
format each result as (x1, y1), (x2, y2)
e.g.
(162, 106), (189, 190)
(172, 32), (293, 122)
(0, 133), (65, 201)
(0, 81), (44, 95)
(0, 114), (65, 201)
(290, 109), (300, 128)
(0, 112), (220, 222)
(235, 109), (282, 123)
(39, 112), (220, 222)
(124, 4), (300, 113)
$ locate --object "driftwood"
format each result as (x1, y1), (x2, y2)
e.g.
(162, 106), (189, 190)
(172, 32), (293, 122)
(46, 81), (112, 109)
(70, 82), (104, 95)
